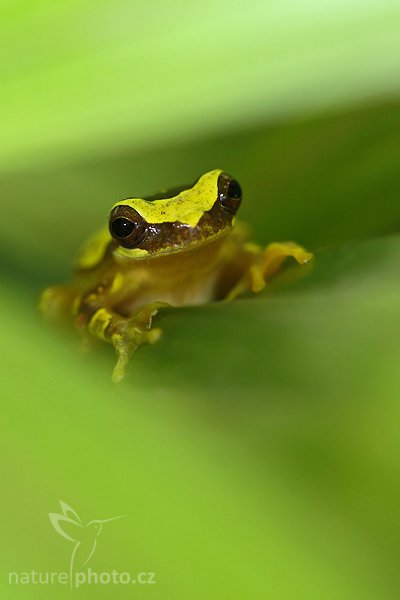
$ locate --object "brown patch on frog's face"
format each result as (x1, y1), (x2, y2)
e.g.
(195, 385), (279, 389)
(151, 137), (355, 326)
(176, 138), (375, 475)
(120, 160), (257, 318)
(108, 172), (242, 259)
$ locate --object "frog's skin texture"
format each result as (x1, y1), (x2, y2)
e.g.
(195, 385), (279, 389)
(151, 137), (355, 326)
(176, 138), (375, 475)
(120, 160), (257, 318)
(39, 170), (313, 383)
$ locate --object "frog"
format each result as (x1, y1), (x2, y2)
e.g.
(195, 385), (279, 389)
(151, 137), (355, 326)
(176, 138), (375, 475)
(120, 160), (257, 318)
(39, 169), (313, 383)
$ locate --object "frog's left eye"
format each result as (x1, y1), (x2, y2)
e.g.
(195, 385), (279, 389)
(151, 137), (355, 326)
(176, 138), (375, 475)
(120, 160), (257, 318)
(218, 173), (242, 215)
(109, 205), (147, 248)
(111, 218), (135, 238)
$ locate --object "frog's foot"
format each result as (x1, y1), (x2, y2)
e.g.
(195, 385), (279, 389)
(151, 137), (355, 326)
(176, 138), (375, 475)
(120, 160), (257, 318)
(111, 305), (164, 384)
(87, 302), (165, 383)
(259, 241), (313, 282)
(112, 326), (162, 384)
(226, 241), (313, 301)
(39, 285), (76, 321)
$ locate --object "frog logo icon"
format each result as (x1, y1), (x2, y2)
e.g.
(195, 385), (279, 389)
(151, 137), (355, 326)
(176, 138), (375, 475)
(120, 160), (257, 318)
(49, 501), (125, 588)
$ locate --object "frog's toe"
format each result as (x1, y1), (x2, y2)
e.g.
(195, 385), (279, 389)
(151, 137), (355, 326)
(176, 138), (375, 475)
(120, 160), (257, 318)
(39, 286), (72, 320)
(110, 326), (161, 383)
(147, 327), (162, 344)
(39, 287), (56, 315)
(112, 355), (129, 384)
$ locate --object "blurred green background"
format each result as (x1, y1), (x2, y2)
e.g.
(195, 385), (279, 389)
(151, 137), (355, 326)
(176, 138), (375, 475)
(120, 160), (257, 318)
(2, 1), (400, 598)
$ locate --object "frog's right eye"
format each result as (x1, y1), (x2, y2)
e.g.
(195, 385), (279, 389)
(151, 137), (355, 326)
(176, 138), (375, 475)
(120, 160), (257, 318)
(109, 205), (147, 248)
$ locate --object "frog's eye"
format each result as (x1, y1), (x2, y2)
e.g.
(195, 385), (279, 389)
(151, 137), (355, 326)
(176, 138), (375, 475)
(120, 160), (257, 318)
(109, 206), (147, 248)
(111, 218), (135, 238)
(218, 173), (242, 215)
(227, 179), (242, 199)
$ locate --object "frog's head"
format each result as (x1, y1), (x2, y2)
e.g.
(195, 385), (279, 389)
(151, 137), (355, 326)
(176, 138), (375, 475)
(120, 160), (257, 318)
(108, 169), (242, 261)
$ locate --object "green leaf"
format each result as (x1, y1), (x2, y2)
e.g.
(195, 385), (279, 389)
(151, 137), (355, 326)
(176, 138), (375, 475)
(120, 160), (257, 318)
(3, 99), (400, 599)
(2, 231), (400, 599)
(1, 0), (400, 171)
(2, 2), (400, 598)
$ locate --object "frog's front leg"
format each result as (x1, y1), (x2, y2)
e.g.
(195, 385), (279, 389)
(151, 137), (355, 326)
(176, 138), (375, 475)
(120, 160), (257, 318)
(225, 241), (313, 301)
(76, 283), (164, 383)
(89, 303), (163, 383)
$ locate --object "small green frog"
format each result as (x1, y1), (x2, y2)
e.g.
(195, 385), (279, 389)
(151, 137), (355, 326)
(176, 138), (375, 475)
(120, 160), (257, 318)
(40, 170), (312, 382)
